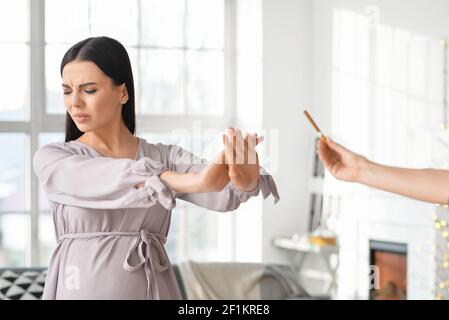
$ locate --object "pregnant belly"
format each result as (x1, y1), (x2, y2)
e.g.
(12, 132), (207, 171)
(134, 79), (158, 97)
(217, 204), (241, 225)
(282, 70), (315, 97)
(55, 236), (150, 299)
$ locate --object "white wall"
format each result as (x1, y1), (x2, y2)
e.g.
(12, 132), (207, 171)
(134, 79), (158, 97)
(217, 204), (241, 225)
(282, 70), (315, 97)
(312, 0), (449, 299)
(312, 0), (449, 138)
(261, 0), (314, 262)
(253, 0), (449, 296)
(238, 0), (449, 284)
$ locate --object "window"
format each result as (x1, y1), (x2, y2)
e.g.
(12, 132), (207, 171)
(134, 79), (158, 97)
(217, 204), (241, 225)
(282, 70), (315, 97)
(330, 9), (445, 197)
(0, 0), (28, 121)
(0, 0), (234, 267)
(44, 0), (225, 117)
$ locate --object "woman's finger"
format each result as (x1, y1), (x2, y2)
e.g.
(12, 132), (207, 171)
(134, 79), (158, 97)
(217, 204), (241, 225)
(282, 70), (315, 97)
(245, 133), (256, 148)
(222, 134), (235, 164)
(221, 134), (230, 164)
(225, 128), (236, 157)
(234, 128), (245, 148)
(245, 134), (259, 165)
(233, 129), (245, 164)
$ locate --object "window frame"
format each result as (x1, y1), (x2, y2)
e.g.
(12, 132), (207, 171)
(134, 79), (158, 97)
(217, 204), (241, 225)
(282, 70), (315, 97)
(0, 0), (237, 266)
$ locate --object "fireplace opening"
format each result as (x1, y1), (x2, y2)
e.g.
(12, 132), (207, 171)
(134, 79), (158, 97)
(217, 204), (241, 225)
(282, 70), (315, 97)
(369, 240), (407, 300)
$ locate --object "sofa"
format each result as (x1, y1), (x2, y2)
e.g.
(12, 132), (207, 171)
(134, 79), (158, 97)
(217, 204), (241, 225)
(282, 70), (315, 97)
(0, 262), (310, 300)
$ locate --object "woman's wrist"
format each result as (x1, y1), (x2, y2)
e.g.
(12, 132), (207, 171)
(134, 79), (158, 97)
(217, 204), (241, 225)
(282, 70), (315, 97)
(235, 177), (259, 192)
(228, 166), (259, 191)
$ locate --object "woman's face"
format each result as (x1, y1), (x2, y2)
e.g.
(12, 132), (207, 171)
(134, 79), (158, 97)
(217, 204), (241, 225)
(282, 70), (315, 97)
(62, 60), (128, 133)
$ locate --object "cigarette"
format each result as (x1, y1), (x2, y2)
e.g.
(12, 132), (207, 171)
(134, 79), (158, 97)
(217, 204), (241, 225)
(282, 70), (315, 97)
(303, 110), (327, 140)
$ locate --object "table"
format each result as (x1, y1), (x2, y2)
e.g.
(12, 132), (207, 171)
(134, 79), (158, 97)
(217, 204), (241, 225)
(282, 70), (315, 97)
(272, 235), (339, 297)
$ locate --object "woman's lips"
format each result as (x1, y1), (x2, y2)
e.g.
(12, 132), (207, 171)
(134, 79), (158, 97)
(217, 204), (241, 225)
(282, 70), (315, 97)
(74, 115), (90, 123)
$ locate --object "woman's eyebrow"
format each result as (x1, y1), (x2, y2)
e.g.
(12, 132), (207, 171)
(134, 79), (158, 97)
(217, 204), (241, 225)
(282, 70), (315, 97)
(62, 82), (98, 88)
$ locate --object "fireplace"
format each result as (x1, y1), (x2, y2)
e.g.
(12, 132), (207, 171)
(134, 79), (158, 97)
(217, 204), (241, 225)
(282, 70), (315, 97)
(369, 240), (407, 300)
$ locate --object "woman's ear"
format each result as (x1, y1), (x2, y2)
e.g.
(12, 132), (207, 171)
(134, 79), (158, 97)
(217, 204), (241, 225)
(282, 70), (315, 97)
(120, 83), (129, 104)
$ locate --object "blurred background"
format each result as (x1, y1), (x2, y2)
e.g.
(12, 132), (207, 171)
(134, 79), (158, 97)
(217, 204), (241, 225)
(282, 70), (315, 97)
(1, 0), (449, 300)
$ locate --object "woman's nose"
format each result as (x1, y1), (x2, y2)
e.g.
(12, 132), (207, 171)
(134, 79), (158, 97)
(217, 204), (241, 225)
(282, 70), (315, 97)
(70, 92), (83, 108)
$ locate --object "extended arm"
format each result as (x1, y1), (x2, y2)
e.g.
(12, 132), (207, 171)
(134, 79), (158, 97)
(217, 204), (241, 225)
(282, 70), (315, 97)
(33, 143), (176, 209)
(317, 137), (449, 205)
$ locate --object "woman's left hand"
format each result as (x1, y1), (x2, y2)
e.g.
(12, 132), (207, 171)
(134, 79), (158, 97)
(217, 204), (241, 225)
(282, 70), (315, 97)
(223, 128), (264, 192)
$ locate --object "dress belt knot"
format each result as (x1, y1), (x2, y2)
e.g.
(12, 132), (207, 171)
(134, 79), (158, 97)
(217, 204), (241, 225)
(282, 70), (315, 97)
(123, 230), (170, 299)
(60, 229), (169, 299)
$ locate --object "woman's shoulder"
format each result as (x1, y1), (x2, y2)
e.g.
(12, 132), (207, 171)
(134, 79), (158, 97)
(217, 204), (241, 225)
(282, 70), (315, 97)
(35, 141), (70, 155)
(34, 140), (102, 160)
(32, 141), (74, 174)
(138, 137), (180, 167)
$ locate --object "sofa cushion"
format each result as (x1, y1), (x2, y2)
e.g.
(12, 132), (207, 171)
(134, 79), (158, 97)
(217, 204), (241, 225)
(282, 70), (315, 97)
(0, 268), (47, 300)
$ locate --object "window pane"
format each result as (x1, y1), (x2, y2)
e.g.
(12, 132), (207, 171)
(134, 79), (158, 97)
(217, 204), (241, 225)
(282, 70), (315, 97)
(0, 213), (29, 267)
(140, 0), (185, 47)
(186, 206), (229, 262)
(140, 129), (222, 159)
(139, 131), (190, 149)
(140, 49), (184, 115)
(0, 44), (28, 121)
(38, 133), (64, 212)
(39, 212), (56, 267)
(45, 44), (72, 114)
(0, 134), (26, 212)
(186, 0), (224, 49)
(45, 0), (89, 43)
(0, 0), (28, 42)
(90, 0), (138, 46)
(186, 50), (224, 115)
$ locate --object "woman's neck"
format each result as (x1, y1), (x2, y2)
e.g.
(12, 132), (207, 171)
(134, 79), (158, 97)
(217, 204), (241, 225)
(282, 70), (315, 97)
(79, 121), (135, 154)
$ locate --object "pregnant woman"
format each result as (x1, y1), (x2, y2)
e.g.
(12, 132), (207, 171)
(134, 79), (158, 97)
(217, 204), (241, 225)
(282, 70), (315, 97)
(33, 36), (279, 300)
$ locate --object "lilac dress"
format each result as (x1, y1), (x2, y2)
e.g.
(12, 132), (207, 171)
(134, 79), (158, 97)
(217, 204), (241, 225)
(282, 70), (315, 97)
(32, 136), (280, 300)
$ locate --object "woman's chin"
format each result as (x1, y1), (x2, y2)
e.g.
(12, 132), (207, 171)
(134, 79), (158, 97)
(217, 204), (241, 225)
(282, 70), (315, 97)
(76, 124), (94, 132)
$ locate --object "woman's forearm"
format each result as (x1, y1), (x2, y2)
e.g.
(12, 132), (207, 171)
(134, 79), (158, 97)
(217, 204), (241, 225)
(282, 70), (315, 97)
(358, 160), (449, 205)
(135, 171), (201, 193)
(158, 151), (229, 194)
(159, 171), (202, 193)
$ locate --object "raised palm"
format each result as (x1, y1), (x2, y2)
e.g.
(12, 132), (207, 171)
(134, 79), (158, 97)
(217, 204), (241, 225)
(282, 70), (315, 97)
(223, 128), (263, 191)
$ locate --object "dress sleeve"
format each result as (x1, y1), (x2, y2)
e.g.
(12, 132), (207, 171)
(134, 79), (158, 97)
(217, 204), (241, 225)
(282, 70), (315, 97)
(166, 144), (280, 212)
(33, 143), (176, 210)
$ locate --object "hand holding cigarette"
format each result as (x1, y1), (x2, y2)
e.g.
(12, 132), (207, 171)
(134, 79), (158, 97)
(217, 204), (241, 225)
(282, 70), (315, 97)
(303, 109), (449, 206)
(303, 108), (364, 182)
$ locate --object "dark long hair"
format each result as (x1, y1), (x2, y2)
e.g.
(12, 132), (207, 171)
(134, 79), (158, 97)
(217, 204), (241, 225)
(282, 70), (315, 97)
(61, 36), (136, 142)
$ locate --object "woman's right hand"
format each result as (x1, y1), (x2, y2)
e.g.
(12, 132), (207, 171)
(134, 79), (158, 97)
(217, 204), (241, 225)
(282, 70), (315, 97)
(196, 150), (230, 192)
(317, 137), (368, 182)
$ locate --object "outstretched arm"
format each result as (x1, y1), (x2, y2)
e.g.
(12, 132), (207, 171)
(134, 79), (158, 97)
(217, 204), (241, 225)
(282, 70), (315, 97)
(156, 130), (279, 212)
(140, 130), (266, 194)
(33, 143), (176, 209)
(317, 137), (449, 205)
(137, 151), (230, 194)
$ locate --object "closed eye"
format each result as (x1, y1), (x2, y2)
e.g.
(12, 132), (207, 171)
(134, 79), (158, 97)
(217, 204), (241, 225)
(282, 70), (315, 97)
(63, 90), (97, 95)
